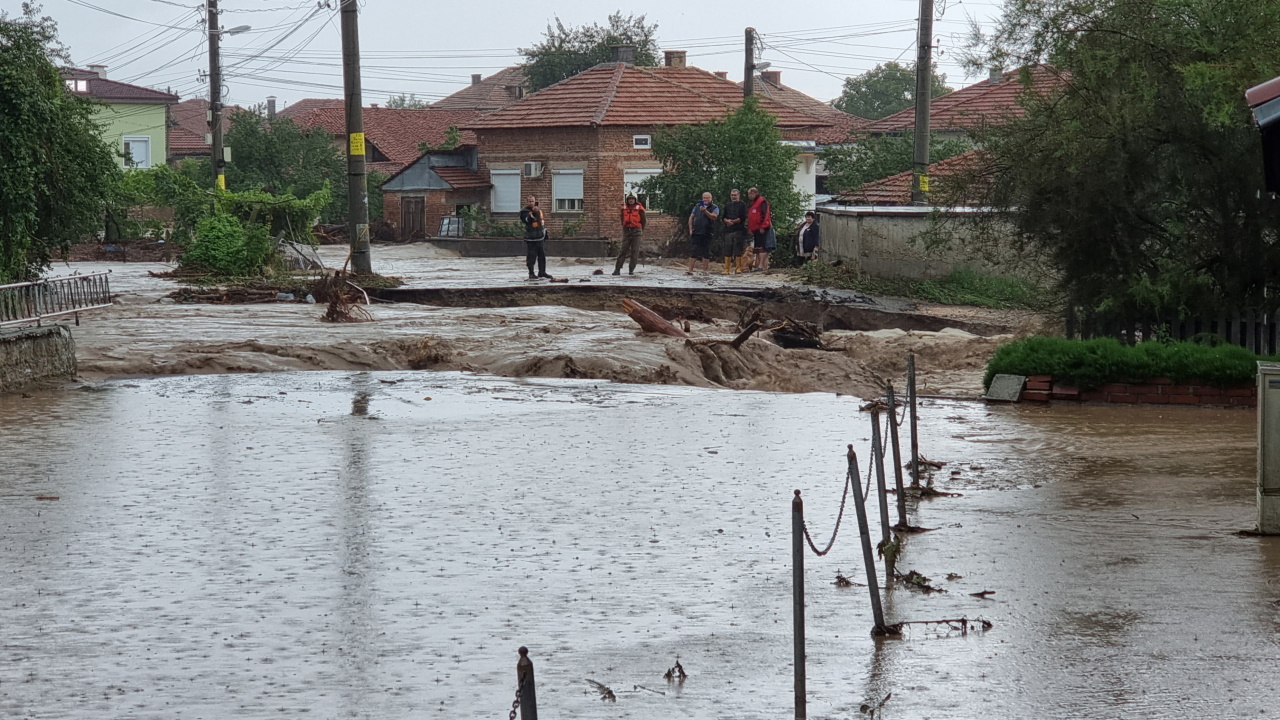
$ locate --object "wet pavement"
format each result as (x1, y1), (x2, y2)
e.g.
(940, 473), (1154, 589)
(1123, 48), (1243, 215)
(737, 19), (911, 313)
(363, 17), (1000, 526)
(0, 372), (1273, 719)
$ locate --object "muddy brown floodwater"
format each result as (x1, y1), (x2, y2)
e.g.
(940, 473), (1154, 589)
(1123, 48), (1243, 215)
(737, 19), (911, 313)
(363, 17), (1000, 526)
(0, 371), (1274, 719)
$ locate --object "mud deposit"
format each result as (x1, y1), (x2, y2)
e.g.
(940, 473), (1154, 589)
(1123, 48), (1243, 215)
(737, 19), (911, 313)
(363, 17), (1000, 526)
(0, 373), (1272, 719)
(50, 250), (1023, 397)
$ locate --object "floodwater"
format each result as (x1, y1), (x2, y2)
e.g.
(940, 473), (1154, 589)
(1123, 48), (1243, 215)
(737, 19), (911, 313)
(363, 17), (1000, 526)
(0, 372), (1273, 719)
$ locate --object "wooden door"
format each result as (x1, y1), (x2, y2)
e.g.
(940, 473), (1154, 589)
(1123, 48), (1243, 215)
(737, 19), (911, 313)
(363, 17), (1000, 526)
(401, 196), (425, 239)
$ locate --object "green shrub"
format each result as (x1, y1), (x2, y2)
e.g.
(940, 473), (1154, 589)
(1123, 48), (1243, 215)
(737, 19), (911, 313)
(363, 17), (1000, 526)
(984, 336), (1274, 390)
(794, 263), (1055, 311)
(182, 214), (274, 277)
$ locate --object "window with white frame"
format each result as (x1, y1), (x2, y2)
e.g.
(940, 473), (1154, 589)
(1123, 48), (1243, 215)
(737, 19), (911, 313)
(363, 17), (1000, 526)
(65, 78), (88, 93)
(490, 169), (521, 212)
(632, 134), (652, 149)
(552, 169), (584, 212)
(122, 137), (151, 168)
(622, 169), (661, 208)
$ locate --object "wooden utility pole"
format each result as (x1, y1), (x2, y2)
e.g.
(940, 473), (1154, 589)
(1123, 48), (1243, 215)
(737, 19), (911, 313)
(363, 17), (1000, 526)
(911, 0), (935, 204)
(340, 0), (372, 275)
(743, 27), (755, 97)
(207, 0), (224, 191)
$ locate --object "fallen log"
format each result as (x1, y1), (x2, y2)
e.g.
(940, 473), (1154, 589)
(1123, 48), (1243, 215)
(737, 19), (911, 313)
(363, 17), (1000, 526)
(622, 298), (688, 338)
(730, 320), (761, 349)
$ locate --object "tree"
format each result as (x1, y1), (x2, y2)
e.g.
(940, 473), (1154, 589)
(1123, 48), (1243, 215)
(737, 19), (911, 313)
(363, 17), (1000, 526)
(819, 132), (974, 193)
(641, 97), (807, 236)
(950, 0), (1280, 328)
(520, 12), (659, 92)
(176, 108), (347, 222)
(386, 93), (428, 109)
(833, 62), (953, 120)
(0, 3), (121, 282)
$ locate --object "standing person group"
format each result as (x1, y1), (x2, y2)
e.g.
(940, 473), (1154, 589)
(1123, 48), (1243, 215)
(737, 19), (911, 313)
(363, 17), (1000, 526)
(520, 195), (554, 281)
(606, 186), (815, 277)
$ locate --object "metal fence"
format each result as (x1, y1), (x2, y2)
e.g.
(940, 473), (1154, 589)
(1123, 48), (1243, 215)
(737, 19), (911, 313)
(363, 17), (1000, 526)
(1068, 307), (1280, 354)
(0, 272), (113, 327)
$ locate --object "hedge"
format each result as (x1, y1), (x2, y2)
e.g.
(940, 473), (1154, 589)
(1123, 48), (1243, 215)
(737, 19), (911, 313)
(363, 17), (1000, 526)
(983, 336), (1276, 391)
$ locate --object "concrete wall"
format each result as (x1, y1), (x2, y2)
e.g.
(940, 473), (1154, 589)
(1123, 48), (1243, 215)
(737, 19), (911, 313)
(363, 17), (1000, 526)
(0, 326), (76, 393)
(93, 103), (168, 169)
(817, 206), (1001, 280)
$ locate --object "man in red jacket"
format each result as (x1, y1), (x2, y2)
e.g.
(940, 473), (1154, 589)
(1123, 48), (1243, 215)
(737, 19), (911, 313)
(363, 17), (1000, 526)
(747, 187), (773, 272)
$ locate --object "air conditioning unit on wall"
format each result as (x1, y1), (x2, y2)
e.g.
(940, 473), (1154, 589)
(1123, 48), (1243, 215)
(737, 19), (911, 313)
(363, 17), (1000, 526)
(522, 162), (544, 178)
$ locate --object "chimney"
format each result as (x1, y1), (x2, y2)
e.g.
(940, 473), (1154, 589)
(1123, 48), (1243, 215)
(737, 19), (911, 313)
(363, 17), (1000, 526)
(266, 96), (276, 120)
(87, 64), (107, 78)
(760, 70), (782, 85)
(471, 73), (483, 86)
(611, 44), (636, 64)
(664, 50), (687, 68)
(370, 103), (379, 109)
(713, 71), (728, 80)
(989, 66), (1004, 84)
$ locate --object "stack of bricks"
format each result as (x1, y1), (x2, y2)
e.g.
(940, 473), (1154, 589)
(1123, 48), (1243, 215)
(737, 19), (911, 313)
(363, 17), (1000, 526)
(1019, 375), (1256, 407)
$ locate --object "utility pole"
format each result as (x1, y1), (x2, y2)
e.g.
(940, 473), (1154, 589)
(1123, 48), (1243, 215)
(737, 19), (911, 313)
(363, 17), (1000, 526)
(340, 0), (372, 275)
(743, 27), (755, 97)
(911, 0), (935, 205)
(207, 0), (224, 191)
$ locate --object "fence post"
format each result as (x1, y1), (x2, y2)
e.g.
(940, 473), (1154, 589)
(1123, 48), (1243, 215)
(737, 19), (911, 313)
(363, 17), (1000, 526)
(517, 646), (537, 720)
(907, 352), (920, 488)
(792, 491), (807, 720)
(848, 447), (888, 633)
(885, 384), (907, 527)
(870, 409), (893, 583)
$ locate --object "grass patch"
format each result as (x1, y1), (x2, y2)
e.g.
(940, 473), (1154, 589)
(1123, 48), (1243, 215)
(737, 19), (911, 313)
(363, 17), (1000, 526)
(793, 264), (1056, 311)
(984, 335), (1274, 390)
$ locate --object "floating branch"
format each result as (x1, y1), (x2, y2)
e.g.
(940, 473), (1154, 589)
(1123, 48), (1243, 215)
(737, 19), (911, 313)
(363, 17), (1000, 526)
(586, 679), (617, 702)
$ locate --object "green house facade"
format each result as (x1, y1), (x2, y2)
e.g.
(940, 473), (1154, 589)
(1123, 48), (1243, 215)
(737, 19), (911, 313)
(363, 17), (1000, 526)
(63, 66), (179, 169)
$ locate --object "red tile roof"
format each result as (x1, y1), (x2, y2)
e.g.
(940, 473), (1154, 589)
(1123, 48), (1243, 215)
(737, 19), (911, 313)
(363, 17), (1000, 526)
(745, 73), (870, 143)
(432, 166), (490, 190)
(835, 150), (989, 206)
(278, 98), (343, 119)
(293, 107), (481, 172)
(867, 66), (1064, 134)
(63, 68), (178, 104)
(168, 98), (249, 156)
(466, 63), (831, 132)
(433, 66), (529, 112)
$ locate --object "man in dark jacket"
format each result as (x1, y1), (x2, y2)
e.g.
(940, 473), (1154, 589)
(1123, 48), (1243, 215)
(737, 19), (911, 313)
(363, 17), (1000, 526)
(721, 189), (748, 274)
(519, 195), (553, 280)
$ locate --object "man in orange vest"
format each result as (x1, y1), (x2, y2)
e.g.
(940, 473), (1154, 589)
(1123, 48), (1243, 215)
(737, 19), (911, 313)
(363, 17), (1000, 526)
(614, 193), (646, 275)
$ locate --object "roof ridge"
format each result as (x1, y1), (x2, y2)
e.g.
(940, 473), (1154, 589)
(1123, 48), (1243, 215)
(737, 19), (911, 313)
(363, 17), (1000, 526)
(631, 65), (736, 113)
(591, 63), (628, 126)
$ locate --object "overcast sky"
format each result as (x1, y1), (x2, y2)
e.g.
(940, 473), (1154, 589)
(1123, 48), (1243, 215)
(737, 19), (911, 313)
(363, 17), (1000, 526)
(36, 0), (1005, 111)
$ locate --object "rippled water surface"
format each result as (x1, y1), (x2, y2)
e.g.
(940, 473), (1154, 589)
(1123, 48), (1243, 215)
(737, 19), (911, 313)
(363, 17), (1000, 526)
(0, 373), (1273, 719)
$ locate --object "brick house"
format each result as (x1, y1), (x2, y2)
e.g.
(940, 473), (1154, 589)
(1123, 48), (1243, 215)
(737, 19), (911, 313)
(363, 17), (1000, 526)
(432, 66), (528, 112)
(291, 106), (481, 174)
(462, 50), (834, 244)
(380, 147), (490, 239)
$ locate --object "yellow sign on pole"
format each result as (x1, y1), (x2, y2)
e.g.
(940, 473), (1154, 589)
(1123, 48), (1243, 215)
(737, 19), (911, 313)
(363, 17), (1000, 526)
(919, 174), (930, 193)
(349, 132), (366, 157)
(216, 174), (226, 190)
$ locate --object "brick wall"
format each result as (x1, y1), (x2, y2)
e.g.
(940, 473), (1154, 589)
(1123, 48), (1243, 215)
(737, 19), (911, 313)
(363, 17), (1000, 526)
(476, 125), (681, 250)
(1019, 374), (1257, 407)
(384, 188), (489, 240)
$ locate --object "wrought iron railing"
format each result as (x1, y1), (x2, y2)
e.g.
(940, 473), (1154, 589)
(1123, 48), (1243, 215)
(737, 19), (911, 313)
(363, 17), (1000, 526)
(0, 271), (113, 327)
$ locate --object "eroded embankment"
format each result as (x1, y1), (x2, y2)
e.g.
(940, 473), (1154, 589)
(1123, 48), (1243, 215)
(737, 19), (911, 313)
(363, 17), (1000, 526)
(367, 284), (1010, 336)
(70, 279), (1019, 397)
